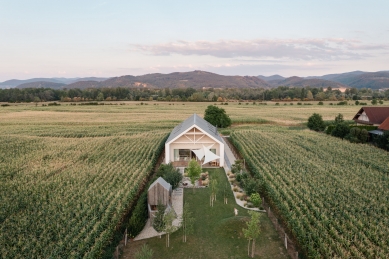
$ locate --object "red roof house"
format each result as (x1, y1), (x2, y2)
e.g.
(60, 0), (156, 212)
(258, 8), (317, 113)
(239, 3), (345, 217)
(352, 107), (389, 126)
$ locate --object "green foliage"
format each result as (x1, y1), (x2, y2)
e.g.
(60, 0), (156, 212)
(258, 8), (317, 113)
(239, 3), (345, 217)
(158, 163), (182, 189)
(181, 203), (195, 242)
(345, 127), (369, 143)
(334, 113), (344, 124)
(231, 160), (243, 174)
(250, 193), (261, 207)
(232, 127), (389, 258)
(307, 113), (325, 131)
(371, 98), (378, 105)
(128, 192), (148, 238)
(96, 92), (104, 101)
(318, 101), (324, 105)
(331, 122), (350, 139)
(135, 244), (153, 259)
(187, 159), (201, 186)
(152, 203), (166, 232)
(204, 105), (232, 128)
(337, 101), (348, 105)
(242, 178), (259, 196)
(373, 131), (389, 150)
(243, 211), (261, 258)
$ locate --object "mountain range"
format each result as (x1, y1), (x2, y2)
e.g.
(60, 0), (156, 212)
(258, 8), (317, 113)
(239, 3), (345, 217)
(0, 70), (388, 90)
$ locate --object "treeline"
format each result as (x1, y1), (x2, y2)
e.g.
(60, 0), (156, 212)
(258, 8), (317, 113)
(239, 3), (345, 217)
(308, 113), (389, 151)
(1, 86), (389, 103)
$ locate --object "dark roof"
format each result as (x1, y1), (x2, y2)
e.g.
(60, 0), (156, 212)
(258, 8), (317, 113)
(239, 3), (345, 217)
(369, 130), (384, 135)
(378, 117), (389, 131)
(166, 113), (223, 144)
(353, 107), (389, 124)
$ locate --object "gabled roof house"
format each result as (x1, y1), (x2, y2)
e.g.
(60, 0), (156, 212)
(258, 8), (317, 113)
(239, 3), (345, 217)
(165, 114), (224, 167)
(352, 107), (389, 126)
(148, 177), (172, 218)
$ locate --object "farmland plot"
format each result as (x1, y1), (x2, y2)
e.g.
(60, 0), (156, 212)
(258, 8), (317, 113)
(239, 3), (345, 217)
(0, 107), (168, 258)
(231, 125), (389, 258)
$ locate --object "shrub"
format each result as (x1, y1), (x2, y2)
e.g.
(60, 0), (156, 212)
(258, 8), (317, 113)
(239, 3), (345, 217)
(250, 193), (261, 207)
(152, 203), (166, 232)
(331, 122), (350, 139)
(243, 178), (259, 196)
(128, 192), (148, 238)
(318, 101), (324, 105)
(157, 163), (182, 189)
(135, 244), (153, 259)
(307, 113), (325, 131)
(337, 101), (348, 105)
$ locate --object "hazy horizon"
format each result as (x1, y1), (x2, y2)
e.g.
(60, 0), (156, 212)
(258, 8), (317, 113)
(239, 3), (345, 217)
(1, 0), (388, 81)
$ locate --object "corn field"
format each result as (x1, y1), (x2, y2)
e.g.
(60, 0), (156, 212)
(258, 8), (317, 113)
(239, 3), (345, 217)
(231, 126), (389, 259)
(0, 106), (169, 258)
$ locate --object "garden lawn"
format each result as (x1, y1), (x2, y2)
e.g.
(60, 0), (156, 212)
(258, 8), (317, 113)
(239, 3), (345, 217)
(123, 168), (289, 259)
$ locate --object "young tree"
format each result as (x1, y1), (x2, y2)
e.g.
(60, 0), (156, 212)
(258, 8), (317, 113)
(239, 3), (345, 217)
(187, 159), (201, 192)
(152, 203), (166, 232)
(135, 244), (153, 259)
(334, 113), (344, 124)
(209, 177), (218, 207)
(306, 90), (313, 100)
(243, 211), (261, 258)
(163, 209), (176, 248)
(307, 113), (325, 131)
(181, 203), (194, 242)
(204, 105), (232, 128)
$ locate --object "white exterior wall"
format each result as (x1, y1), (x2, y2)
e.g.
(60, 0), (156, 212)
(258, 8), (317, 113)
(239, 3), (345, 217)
(359, 111), (369, 122)
(164, 126), (224, 166)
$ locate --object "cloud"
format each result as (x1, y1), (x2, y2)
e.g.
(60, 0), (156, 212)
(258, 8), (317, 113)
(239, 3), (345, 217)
(132, 38), (387, 61)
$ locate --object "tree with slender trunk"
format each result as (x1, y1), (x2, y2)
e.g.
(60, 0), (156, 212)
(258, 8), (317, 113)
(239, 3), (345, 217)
(188, 159), (201, 193)
(243, 211), (261, 258)
(181, 203), (194, 242)
(163, 209), (176, 248)
(209, 177), (218, 207)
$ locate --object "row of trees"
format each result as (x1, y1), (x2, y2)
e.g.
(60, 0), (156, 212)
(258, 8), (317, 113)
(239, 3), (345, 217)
(1, 86), (389, 103)
(308, 113), (389, 150)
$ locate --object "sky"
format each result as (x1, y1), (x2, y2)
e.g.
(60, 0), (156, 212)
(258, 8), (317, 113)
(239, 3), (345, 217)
(1, 0), (388, 81)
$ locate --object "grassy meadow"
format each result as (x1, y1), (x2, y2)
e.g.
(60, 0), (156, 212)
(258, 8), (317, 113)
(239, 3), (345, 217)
(0, 101), (386, 258)
(123, 168), (289, 259)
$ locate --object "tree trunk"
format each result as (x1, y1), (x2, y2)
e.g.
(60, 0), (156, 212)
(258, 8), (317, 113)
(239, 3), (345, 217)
(251, 239), (255, 258)
(248, 239), (250, 256)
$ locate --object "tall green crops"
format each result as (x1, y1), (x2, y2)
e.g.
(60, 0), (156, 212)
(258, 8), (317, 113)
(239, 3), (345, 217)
(0, 132), (167, 258)
(231, 126), (389, 259)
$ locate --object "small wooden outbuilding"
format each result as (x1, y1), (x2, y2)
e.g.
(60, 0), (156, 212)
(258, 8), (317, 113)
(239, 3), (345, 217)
(147, 177), (172, 218)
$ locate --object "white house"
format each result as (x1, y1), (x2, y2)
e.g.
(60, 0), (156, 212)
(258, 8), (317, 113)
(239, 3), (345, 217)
(165, 114), (224, 167)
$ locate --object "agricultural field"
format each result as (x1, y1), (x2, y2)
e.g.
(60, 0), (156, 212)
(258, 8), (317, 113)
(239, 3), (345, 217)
(230, 125), (389, 258)
(0, 101), (382, 258)
(0, 104), (172, 258)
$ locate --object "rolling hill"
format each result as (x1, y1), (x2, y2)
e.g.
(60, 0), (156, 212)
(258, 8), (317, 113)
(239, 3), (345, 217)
(2, 70), (389, 90)
(16, 81), (66, 89)
(96, 70), (270, 89)
(266, 76), (347, 88)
